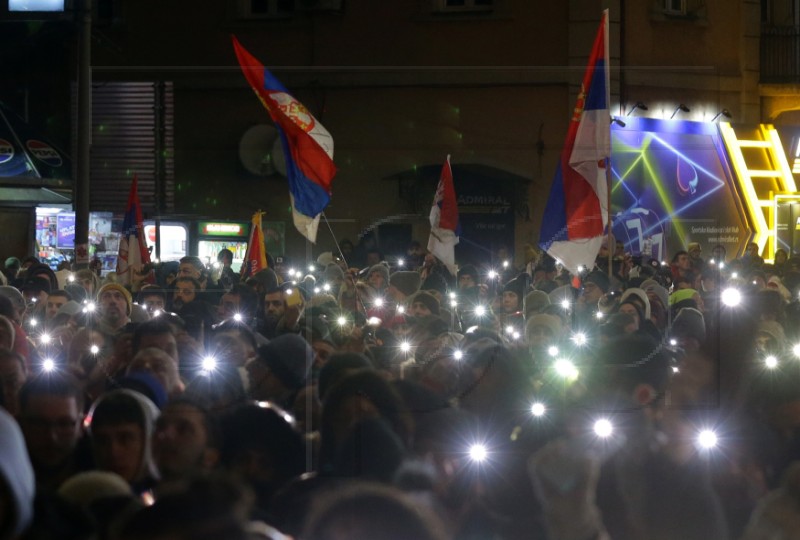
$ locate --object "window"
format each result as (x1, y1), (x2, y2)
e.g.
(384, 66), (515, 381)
(662, 0), (687, 15)
(433, 0), (494, 13)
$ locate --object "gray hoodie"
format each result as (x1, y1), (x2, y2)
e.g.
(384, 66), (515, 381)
(0, 408), (35, 539)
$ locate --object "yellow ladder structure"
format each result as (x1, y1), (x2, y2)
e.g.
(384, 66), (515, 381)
(718, 123), (797, 260)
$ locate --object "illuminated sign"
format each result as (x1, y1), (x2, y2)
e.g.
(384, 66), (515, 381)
(198, 222), (247, 237)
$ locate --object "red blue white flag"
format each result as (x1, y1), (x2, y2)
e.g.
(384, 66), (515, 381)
(427, 155), (460, 276)
(538, 10), (610, 275)
(240, 211), (269, 280)
(232, 36), (336, 243)
(116, 175), (151, 285)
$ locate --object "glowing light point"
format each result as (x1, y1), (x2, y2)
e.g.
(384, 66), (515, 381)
(337, 316), (347, 326)
(323, 283), (331, 292)
(398, 259), (405, 267)
(594, 418), (613, 438)
(719, 262), (725, 269)
(531, 402), (546, 417)
(202, 356), (217, 372)
(85, 302), (96, 312)
(29, 319), (37, 327)
(721, 288), (741, 307)
(288, 268), (297, 277)
(512, 331), (521, 340)
(233, 313), (243, 322)
(153, 309), (162, 318)
(554, 358), (578, 380)
(40, 333), (51, 344)
(450, 299), (458, 307)
(502, 260), (510, 268)
(572, 332), (587, 346)
(453, 350), (463, 360)
(765, 355), (779, 369)
(669, 338), (678, 347)
(313, 287), (321, 294)
(449, 292), (457, 300)
(672, 366), (680, 373)
(474, 305), (486, 317)
(505, 325), (514, 335)
(374, 298), (384, 307)
(561, 299), (570, 310)
(487, 270), (498, 280)
(90, 344), (100, 355)
(697, 429), (718, 449)
(42, 359), (55, 372)
(577, 265), (585, 273)
(397, 305), (406, 314)
(731, 272), (738, 279)
(792, 343), (800, 358)
(400, 342), (411, 353)
(308, 265), (316, 273)
(469, 444), (488, 462)
(547, 346), (559, 357)
(595, 311), (604, 319)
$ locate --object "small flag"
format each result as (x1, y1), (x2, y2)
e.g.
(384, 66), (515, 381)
(116, 175), (151, 286)
(538, 10), (610, 275)
(427, 155), (460, 276)
(232, 36), (336, 243)
(241, 211), (268, 280)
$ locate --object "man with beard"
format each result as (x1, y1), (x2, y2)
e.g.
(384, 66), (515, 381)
(259, 284), (303, 339)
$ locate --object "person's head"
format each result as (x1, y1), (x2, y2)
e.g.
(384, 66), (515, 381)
(409, 291), (440, 319)
(247, 335), (313, 403)
(263, 287), (286, 320)
(18, 372), (85, 469)
(75, 269), (98, 298)
(687, 242), (702, 259)
(45, 290), (70, 322)
(457, 265), (478, 290)
(133, 319), (179, 366)
(672, 250), (691, 271)
(0, 407), (35, 540)
(209, 319), (258, 368)
(220, 402), (304, 505)
(138, 286), (167, 316)
(745, 242), (760, 258)
(172, 277), (200, 310)
(579, 271), (610, 306)
(218, 284), (258, 321)
(616, 300), (643, 330)
(670, 307), (706, 352)
(387, 271), (421, 302)
(367, 264), (389, 291)
(365, 249), (383, 267)
(0, 286), (26, 324)
(178, 256), (205, 282)
(152, 397), (220, 482)
(0, 348), (26, 416)
(88, 389), (160, 484)
(0, 315), (14, 351)
(128, 347), (183, 398)
(217, 249), (234, 267)
(97, 283), (132, 330)
(525, 313), (563, 349)
(711, 244), (727, 262)
(21, 278), (50, 307)
(502, 275), (527, 313)
(775, 248), (789, 265)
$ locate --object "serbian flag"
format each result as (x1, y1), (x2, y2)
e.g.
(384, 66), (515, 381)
(427, 155), (460, 276)
(116, 175), (151, 285)
(232, 36), (336, 243)
(538, 10), (610, 275)
(241, 211), (268, 280)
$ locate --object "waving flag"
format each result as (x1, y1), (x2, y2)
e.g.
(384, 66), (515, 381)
(232, 36), (336, 243)
(241, 211), (269, 280)
(538, 10), (610, 275)
(117, 175), (151, 285)
(427, 155), (460, 276)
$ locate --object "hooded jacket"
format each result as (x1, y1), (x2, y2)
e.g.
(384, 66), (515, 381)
(0, 408), (35, 538)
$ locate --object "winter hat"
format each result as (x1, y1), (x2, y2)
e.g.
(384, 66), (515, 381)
(620, 287), (651, 321)
(4, 257), (20, 270)
(58, 471), (133, 513)
(757, 320), (787, 345)
(389, 271), (421, 297)
(583, 270), (610, 293)
(457, 264), (478, 280)
(548, 284), (575, 307)
(367, 263), (390, 286)
(0, 286), (25, 313)
(316, 252), (336, 267)
(256, 334), (313, 391)
(671, 307), (706, 343)
(410, 291), (440, 315)
(524, 290), (551, 317)
(97, 283), (133, 315)
(525, 313), (563, 341)
(0, 408), (34, 538)
(669, 288), (698, 306)
(65, 283), (88, 303)
(252, 268), (279, 292)
(323, 263), (345, 282)
(641, 279), (669, 310)
(421, 272), (448, 296)
(21, 276), (51, 296)
(503, 274), (529, 299)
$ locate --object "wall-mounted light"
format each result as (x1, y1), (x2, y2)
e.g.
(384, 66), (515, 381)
(711, 109), (732, 122)
(626, 102), (648, 116)
(670, 104), (691, 119)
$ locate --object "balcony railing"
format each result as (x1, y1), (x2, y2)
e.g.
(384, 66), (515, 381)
(761, 25), (800, 83)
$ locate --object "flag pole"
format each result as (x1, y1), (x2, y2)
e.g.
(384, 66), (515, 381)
(606, 159), (613, 281)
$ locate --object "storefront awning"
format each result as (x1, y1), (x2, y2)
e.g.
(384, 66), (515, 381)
(0, 186), (70, 205)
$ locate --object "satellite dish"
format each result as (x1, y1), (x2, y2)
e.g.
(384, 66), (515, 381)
(239, 124), (280, 176)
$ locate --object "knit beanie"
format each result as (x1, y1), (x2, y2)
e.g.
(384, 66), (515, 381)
(524, 290), (551, 317)
(503, 274), (529, 299)
(669, 288), (698, 306)
(671, 307), (706, 343)
(97, 283), (133, 315)
(620, 287), (651, 321)
(389, 271), (421, 297)
(410, 291), (440, 315)
(583, 270), (610, 293)
(253, 268), (279, 292)
(525, 313), (563, 341)
(458, 264), (478, 280)
(641, 279), (669, 310)
(323, 263), (345, 282)
(256, 334), (313, 391)
(757, 320), (786, 345)
(0, 286), (25, 313)
(367, 263), (390, 286)
(421, 272), (448, 296)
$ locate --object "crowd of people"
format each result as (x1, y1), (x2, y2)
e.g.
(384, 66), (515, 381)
(1, 237), (799, 539)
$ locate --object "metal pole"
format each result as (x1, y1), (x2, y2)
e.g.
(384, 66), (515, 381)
(154, 81), (165, 261)
(74, 0), (92, 269)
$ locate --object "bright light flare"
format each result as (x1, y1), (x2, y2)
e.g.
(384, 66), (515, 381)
(323, 283), (331, 292)
(84, 302), (96, 313)
(593, 418), (613, 438)
(202, 356), (217, 372)
(505, 325), (514, 335)
(373, 297), (384, 307)
(468, 444), (488, 462)
(308, 265), (316, 273)
(398, 259), (405, 267)
(89, 344), (100, 355)
(313, 287), (321, 294)
(554, 358), (578, 380)
(453, 350), (463, 360)
(669, 338), (678, 347)
(28, 318), (37, 327)
(721, 288), (741, 307)
(450, 299), (458, 307)
(502, 260), (510, 268)
(67, 274), (75, 282)
(474, 305), (486, 317)
(793, 343), (800, 358)
(547, 345), (559, 357)
(561, 299), (570, 310)
(400, 341), (412, 353)
(595, 311), (604, 319)
(765, 355), (779, 369)
(337, 316), (347, 326)
(233, 313), (243, 322)
(572, 332), (587, 346)
(531, 402), (546, 417)
(397, 305), (405, 314)
(39, 333), (51, 345)
(42, 359), (55, 372)
(487, 270), (498, 280)
(697, 429), (718, 449)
